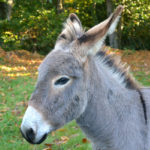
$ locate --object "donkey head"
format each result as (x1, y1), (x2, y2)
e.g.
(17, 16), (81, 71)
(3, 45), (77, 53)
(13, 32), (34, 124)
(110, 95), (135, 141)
(21, 6), (123, 144)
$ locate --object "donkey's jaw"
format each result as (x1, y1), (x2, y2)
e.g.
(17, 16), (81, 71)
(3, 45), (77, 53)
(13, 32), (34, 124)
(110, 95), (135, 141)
(20, 106), (53, 144)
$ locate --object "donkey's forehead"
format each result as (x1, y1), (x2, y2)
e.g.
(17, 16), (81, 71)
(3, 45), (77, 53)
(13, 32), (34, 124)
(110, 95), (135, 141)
(38, 51), (82, 79)
(39, 51), (77, 69)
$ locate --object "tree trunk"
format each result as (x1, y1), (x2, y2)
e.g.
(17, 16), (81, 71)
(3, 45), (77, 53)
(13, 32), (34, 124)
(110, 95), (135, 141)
(106, 0), (119, 48)
(0, 1), (13, 20)
(52, 0), (64, 14)
(57, 0), (64, 14)
(7, 0), (13, 21)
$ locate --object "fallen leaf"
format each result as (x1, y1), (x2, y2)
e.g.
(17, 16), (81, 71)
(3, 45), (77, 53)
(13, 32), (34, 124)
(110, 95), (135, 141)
(17, 115), (24, 119)
(44, 143), (53, 147)
(1, 92), (5, 97)
(70, 133), (79, 138)
(8, 140), (15, 143)
(53, 136), (69, 145)
(11, 110), (21, 116)
(43, 148), (52, 150)
(0, 107), (9, 113)
(51, 131), (55, 136)
(16, 101), (27, 106)
(82, 138), (88, 143)
(56, 128), (66, 132)
(60, 136), (69, 144)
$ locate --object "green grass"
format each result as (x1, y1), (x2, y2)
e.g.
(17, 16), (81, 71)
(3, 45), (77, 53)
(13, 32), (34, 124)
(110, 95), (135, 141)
(133, 71), (150, 86)
(0, 71), (149, 150)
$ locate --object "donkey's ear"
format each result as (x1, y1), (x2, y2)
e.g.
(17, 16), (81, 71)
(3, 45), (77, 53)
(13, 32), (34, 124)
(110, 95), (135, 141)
(75, 5), (123, 57)
(55, 13), (84, 49)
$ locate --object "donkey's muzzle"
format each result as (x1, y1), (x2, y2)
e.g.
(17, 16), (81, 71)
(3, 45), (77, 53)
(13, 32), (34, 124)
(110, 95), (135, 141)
(26, 128), (35, 143)
(20, 106), (52, 144)
(20, 128), (48, 144)
(21, 128), (34, 144)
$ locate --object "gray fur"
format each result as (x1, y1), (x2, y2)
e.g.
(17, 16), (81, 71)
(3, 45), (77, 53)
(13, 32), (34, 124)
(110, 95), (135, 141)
(22, 6), (150, 150)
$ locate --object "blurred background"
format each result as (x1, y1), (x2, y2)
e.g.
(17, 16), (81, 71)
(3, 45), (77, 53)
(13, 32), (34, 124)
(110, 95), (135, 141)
(0, 0), (150, 54)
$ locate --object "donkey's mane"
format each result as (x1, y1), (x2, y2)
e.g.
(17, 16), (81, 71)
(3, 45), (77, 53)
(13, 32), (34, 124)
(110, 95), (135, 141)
(57, 16), (84, 43)
(96, 50), (140, 90)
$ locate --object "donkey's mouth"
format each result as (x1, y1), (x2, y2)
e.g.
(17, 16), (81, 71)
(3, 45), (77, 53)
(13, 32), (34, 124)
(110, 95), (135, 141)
(34, 133), (48, 144)
(20, 128), (48, 144)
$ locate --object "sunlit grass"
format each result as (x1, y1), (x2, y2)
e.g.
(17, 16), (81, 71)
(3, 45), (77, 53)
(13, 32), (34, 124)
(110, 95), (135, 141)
(6, 72), (38, 77)
(0, 65), (26, 72)
(0, 49), (42, 78)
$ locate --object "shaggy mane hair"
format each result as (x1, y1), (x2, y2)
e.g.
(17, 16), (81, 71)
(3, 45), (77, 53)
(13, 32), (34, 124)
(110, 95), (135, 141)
(57, 16), (84, 43)
(96, 50), (140, 90)
(96, 49), (147, 122)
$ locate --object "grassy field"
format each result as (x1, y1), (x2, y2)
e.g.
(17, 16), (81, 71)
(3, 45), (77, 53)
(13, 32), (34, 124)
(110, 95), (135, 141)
(0, 48), (150, 150)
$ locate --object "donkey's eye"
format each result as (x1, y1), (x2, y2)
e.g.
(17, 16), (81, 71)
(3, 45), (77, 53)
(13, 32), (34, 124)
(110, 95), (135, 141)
(54, 77), (70, 86)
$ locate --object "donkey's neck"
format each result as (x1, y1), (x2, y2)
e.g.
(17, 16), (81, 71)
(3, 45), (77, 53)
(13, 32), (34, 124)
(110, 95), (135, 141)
(76, 57), (147, 150)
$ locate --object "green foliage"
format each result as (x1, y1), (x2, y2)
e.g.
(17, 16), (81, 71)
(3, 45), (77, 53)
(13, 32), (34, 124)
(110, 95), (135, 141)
(114, 0), (150, 50)
(0, 0), (67, 54)
(64, 0), (98, 27)
(94, 0), (105, 4)
(0, 1), (9, 20)
(0, 0), (149, 54)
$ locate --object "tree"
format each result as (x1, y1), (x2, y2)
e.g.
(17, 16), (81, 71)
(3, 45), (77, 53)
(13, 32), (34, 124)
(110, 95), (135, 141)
(0, 0), (13, 20)
(6, 0), (13, 20)
(51, 0), (64, 14)
(106, 0), (119, 48)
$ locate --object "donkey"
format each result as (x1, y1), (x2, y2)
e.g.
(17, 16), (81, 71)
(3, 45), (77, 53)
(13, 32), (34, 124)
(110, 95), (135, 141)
(20, 5), (150, 150)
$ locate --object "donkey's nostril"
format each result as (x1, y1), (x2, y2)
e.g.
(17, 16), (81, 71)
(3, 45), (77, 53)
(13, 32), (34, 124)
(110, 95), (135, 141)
(26, 128), (35, 143)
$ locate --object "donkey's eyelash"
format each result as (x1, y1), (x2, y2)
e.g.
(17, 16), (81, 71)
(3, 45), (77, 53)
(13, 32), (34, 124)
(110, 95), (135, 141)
(54, 77), (70, 86)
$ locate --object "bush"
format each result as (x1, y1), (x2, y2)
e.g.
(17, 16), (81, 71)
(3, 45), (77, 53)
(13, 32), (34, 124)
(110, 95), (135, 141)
(0, 0), (67, 54)
(0, 0), (149, 54)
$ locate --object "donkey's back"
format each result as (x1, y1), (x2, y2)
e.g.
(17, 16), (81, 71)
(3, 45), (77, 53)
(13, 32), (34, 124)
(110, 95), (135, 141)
(141, 88), (150, 102)
(140, 88), (150, 150)
(141, 88), (150, 120)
